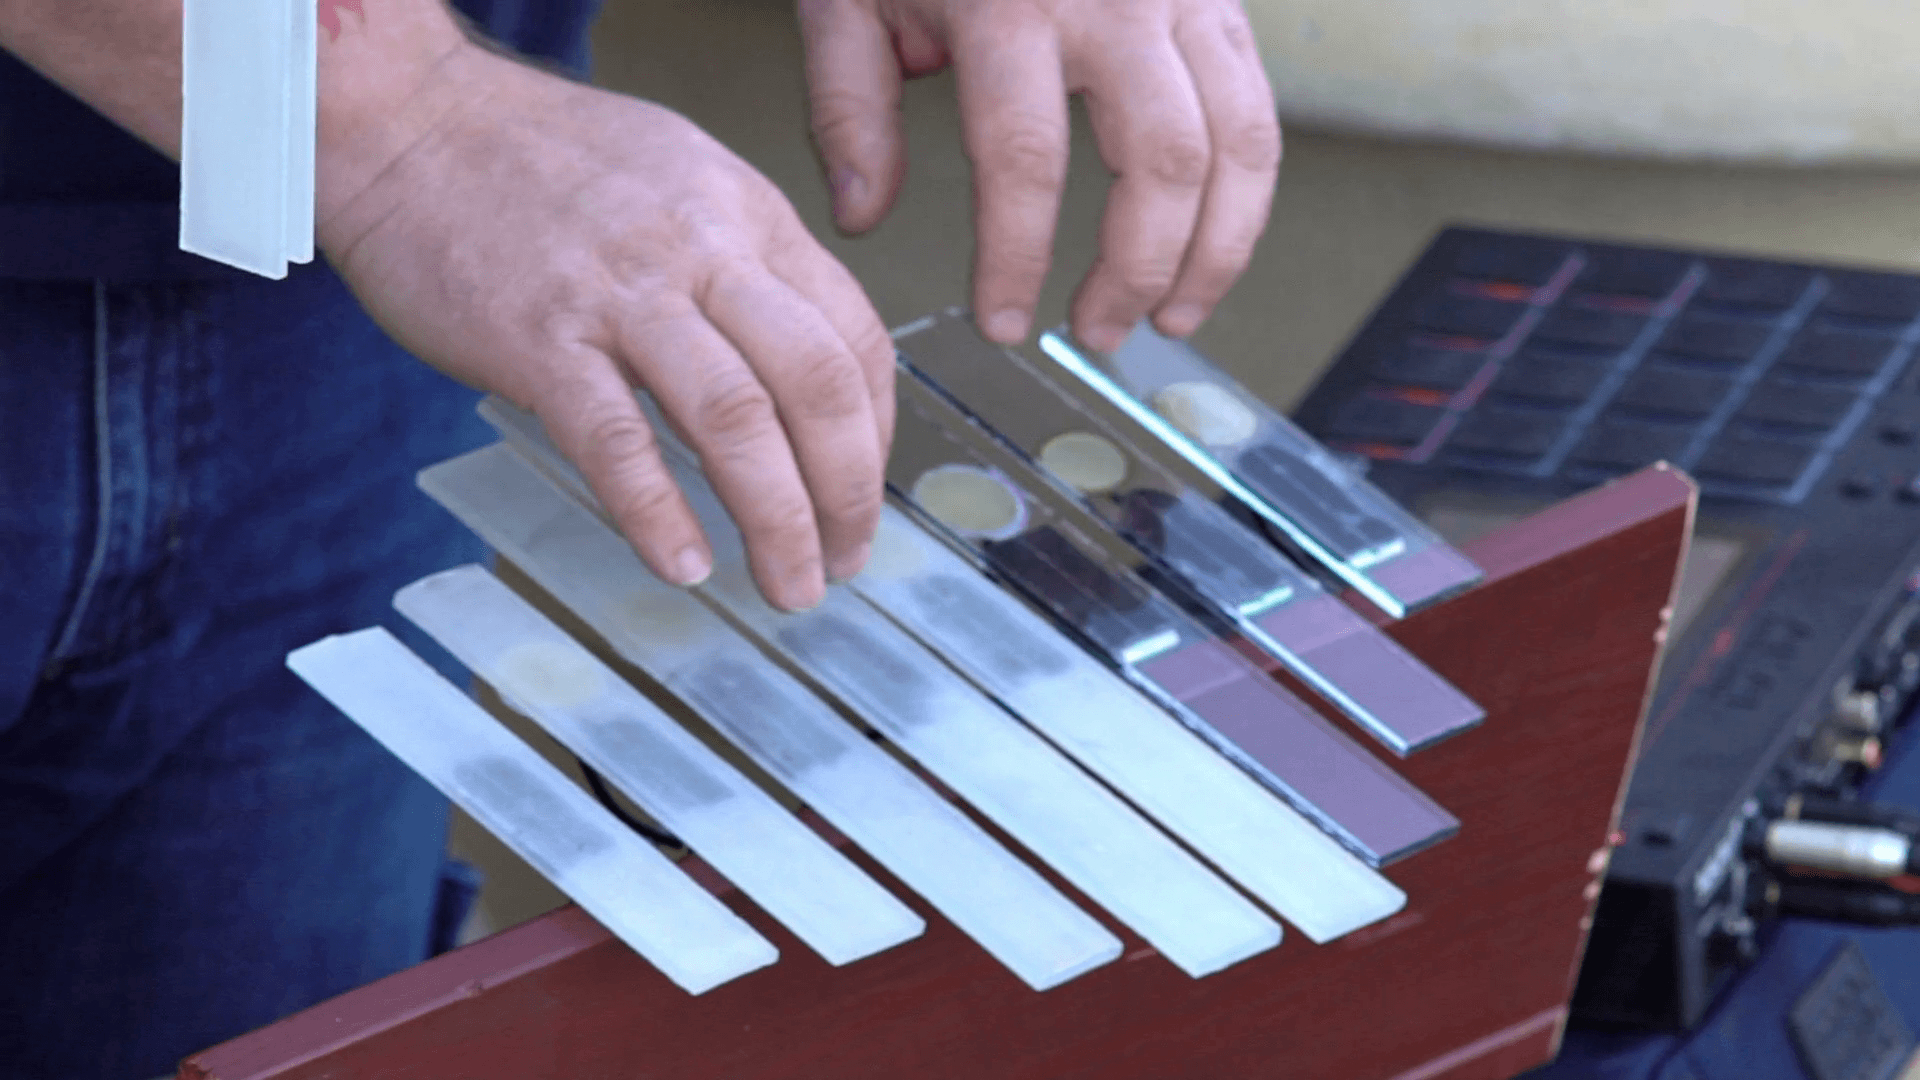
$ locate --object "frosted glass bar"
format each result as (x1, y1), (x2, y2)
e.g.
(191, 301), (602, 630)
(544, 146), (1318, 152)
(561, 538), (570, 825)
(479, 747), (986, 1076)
(418, 445), (1122, 989)
(657, 455), (1282, 978)
(180, 0), (293, 278)
(847, 508), (1407, 943)
(285, 628), (776, 995)
(393, 565), (923, 968)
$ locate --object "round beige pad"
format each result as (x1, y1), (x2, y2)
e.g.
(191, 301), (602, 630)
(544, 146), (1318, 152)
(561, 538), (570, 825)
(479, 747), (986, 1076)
(607, 587), (712, 653)
(495, 641), (604, 710)
(911, 465), (1025, 539)
(1039, 431), (1129, 494)
(1152, 381), (1260, 449)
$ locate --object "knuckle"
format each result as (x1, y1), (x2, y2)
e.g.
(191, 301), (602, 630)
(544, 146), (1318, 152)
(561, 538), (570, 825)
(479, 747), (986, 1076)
(981, 122), (1068, 193)
(758, 498), (822, 553)
(785, 345), (870, 420)
(582, 411), (660, 470)
(609, 474), (686, 533)
(848, 320), (896, 373)
(1220, 117), (1283, 174)
(1114, 254), (1184, 300)
(693, 375), (780, 444)
(982, 241), (1053, 288)
(1138, 128), (1212, 189)
(808, 88), (881, 146)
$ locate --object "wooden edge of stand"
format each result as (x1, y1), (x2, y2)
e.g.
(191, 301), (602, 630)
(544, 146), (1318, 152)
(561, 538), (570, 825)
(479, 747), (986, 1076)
(181, 464), (1696, 1080)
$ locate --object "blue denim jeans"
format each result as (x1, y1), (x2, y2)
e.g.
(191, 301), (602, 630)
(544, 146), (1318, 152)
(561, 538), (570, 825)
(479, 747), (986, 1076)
(0, 263), (490, 1079)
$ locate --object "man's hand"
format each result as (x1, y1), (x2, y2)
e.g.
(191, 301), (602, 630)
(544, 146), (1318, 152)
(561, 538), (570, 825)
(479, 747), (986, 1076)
(798, 0), (1282, 353)
(320, 44), (895, 612)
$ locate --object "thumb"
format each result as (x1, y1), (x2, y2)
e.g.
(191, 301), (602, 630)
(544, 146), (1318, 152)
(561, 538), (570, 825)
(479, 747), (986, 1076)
(798, 0), (906, 234)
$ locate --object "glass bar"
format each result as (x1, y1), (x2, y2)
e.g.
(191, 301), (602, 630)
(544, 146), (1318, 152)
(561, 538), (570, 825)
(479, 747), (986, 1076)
(393, 564), (925, 968)
(1037, 322), (1482, 617)
(285, 628), (778, 995)
(884, 376), (1460, 866)
(418, 445), (1123, 990)
(654, 455), (1283, 979)
(895, 310), (1483, 755)
(846, 505), (1408, 942)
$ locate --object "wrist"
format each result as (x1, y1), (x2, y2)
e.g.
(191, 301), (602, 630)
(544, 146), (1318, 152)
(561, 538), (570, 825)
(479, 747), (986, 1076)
(313, 1), (474, 236)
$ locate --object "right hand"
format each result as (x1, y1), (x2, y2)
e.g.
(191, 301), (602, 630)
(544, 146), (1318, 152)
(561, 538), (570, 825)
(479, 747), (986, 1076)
(317, 44), (895, 612)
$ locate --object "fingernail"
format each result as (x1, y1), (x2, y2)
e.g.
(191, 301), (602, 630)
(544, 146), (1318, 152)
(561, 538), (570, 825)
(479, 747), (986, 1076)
(671, 546), (712, 587)
(782, 575), (827, 613)
(1080, 324), (1126, 354)
(827, 541), (873, 585)
(984, 309), (1029, 343)
(1159, 303), (1206, 339)
(832, 169), (867, 216)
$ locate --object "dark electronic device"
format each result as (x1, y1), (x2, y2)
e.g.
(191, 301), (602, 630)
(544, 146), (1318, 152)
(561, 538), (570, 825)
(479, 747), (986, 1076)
(1291, 227), (1920, 1031)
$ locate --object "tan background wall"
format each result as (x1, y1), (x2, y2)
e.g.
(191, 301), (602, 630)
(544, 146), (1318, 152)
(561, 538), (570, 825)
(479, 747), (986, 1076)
(1252, 0), (1920, 163)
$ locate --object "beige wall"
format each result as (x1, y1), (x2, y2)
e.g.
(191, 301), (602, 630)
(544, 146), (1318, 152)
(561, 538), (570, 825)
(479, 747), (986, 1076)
(1250, 1), (1920, 163)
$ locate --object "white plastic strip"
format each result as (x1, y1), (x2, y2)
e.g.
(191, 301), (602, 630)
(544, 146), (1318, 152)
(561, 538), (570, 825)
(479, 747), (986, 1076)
(657, 455), (1282, 978)
(393, 564), (924, 968)
(418, 445), (1122, 990)
(284, 0), (316, 264)
(285, 628), (776, 995)
(847, 508), (1409, 943)
(180, 0), (302, 277)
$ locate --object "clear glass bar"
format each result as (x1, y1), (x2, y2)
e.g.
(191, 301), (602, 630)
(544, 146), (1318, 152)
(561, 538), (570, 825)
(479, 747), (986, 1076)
(1037, 322), (1482, 618)
(392, 564), (924, 968)
(883, 375), (1460, 867)
(895, 310), (1483, 755)
(285, 628), (777, 995)
(653, 456), (1283, 978)
(846, 506), (1408, 942)
(418, 444), (1122, 990)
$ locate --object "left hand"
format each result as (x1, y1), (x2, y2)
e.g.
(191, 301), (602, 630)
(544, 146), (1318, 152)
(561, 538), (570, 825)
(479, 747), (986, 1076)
(796, 0), (1282, 353)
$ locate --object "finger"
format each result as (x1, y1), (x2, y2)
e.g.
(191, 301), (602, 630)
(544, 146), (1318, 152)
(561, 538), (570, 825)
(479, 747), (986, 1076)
(762, 225), (898, 468)
(619, 304), (827, 612)
(1068, 36), (1211, 353)
(798, 0), (907, 233)
(534, 347), (714, 589)
(1154, 11), (1283, 339)
(700, 262), (887, 586)
(949, 16), (1069, 345)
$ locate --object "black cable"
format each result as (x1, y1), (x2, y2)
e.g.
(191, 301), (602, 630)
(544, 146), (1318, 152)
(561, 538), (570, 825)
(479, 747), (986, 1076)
(1775, 879), (1920, 926)
(575, 757), (685, 850)
(1788, 794), (1920, 837)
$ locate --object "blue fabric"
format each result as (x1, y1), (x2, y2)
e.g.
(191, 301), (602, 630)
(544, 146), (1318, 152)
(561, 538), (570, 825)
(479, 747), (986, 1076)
(0, 8), (590, 1077)
(0, 252), (493, 1077)
(0, 0), (604, 280)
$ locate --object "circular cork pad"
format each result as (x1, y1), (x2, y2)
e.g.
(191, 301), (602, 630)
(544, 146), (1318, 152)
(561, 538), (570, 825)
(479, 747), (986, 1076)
(608, 587), (712, 652)
(1152, 381), (1260, 449)
(1039, 431), (1129, 494)
(495, 641), (605, 710)
(911, 465), (1026, 539)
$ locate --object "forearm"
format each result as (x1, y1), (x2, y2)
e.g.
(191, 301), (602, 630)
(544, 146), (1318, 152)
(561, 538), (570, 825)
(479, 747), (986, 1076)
(0, 0), (470, 223)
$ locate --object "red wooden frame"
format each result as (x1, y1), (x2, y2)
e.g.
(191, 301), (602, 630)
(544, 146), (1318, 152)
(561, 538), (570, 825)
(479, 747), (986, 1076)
(181, 464), (1694, 1080)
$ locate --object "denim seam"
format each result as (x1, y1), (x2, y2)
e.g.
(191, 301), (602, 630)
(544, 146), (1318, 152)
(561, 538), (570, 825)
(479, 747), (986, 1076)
(49, 281), (115, 661)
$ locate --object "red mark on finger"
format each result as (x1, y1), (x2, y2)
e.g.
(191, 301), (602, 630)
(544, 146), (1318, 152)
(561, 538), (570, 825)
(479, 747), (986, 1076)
(319, 0), (366, 41)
